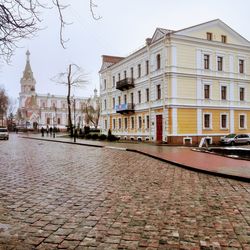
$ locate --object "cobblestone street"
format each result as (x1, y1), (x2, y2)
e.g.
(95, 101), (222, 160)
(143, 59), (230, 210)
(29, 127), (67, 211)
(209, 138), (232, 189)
(0, 135), (249, 250)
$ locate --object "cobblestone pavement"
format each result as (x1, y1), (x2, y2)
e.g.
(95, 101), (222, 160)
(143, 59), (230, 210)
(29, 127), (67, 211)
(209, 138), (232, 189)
(0, 135), (249, 250)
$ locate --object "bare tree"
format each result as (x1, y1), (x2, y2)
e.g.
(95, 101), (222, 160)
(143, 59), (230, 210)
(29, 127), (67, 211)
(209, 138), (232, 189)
(0, 0), (101, 62)
(52, 64), (88, 136)
(0, 87), (9, 126)
(84, 97), (100, 129)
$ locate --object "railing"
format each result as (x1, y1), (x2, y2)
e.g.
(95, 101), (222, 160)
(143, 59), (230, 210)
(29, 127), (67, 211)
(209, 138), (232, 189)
(116, 78), (134, 91)
(115, 103), (134, 114)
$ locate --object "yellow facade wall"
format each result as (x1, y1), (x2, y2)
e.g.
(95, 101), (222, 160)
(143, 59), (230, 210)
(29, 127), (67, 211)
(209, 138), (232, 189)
(177, 108), (197, 134)
(176, 44), (196, 69)
(177, 77), (197, 99)
(202, 109), (230, 134)
(234, 110), (250, 134)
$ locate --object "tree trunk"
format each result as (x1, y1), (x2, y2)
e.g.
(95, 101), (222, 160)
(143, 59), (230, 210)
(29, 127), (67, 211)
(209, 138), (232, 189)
(67, 64), (73, 137)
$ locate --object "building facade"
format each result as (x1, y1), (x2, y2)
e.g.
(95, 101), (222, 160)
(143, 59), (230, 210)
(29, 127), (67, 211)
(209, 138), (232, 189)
(99, 19), (250, 145)
(18, 50), (99, 130)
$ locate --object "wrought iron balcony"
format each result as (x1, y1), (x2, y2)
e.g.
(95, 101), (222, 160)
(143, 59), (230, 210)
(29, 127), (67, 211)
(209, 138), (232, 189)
(115, 103), (134, 114)
(116, 78), (134, 91)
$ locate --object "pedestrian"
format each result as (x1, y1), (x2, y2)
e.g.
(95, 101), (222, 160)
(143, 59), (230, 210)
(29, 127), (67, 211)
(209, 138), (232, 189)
(46, 126), (49, 136)
(49, 127), (53, 137)
(41, 127), (44, 137)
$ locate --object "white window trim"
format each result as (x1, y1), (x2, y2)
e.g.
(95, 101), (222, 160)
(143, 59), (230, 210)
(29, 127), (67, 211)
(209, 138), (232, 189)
(239, 113), (247, 129)
(220, 113), (229, 130)
(220, 82), (229, 101)
(202, 51), (213, 70)
(216, 55), (225, 72)
(238, 85), (246, 101)
(203, 113), (212, 130)
(202, 80), (213, 99)
(138, 116), (142, 129)
(237, 56), (246, 74)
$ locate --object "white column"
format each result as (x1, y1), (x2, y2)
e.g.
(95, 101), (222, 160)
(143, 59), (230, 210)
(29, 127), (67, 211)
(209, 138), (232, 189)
(197, 108), (202, 135)
(196, 78), (202, 106)
(229, 81), (234, 102)
(172, 108), (177, 135)
(230, 109), (234, 133)
(171, 76), (177, 104)
(196, 49), (202, 74)
(229, 54), (234, 78)
(171, 46), (177, 73)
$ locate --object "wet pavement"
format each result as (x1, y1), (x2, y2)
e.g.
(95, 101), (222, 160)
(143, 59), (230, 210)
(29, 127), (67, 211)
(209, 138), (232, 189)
(24, 133), (250, 181)
(0, 134), (250, 249)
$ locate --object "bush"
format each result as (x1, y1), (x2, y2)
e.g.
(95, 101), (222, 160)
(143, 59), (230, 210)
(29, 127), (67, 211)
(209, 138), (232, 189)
(84, 126), (90, 135)
(92, 134), (99, 140)
(99, 134), (107, 140)
(85, 133), (92, 139)
(108, 134), (119, 142)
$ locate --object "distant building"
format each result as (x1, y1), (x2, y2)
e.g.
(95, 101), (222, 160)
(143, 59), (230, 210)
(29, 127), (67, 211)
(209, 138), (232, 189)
(18, 50), (99, 130)
(99, 19), (250, 144)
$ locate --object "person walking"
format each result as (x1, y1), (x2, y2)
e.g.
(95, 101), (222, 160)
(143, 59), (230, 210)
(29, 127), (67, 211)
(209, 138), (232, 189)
(41, 127), (44, 137)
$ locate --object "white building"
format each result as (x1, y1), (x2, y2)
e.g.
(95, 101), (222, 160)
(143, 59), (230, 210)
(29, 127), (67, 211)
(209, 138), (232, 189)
(18, 50), (98, 130)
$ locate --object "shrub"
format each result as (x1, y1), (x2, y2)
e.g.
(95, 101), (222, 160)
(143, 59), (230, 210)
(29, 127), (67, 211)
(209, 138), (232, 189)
(108, 134), (119, 142)
(99, 134), (107, 140)
(92, 134), (99, 140)
(85, 133), (92, 139)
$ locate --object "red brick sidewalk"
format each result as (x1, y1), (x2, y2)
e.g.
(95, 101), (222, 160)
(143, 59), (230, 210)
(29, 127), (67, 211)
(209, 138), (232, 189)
(22, 134), (250, 181)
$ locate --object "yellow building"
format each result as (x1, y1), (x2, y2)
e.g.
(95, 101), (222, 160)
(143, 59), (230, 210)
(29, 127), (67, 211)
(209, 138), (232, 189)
(99, 19), (250, 145)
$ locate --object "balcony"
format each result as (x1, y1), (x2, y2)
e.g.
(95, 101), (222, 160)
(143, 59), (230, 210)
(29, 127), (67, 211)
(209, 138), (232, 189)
(116, 78), (134, 91)
(116, 103), (134, 114)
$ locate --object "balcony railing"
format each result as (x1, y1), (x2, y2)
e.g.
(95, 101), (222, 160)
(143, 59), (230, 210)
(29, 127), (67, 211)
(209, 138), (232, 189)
(116, 78), (134, 91)
(115, 103), (134, 114)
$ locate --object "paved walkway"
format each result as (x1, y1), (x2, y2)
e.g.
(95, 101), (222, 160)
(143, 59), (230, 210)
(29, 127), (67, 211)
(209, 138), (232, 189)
(22, 133), (250, 181)
(0, 135), (250, 250)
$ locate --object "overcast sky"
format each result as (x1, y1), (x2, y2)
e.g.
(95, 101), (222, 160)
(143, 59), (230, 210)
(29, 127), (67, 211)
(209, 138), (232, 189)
(0, 0), (249, 101)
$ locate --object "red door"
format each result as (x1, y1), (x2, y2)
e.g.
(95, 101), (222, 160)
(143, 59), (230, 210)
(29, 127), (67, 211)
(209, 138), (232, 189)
(156, 115), (163, 141)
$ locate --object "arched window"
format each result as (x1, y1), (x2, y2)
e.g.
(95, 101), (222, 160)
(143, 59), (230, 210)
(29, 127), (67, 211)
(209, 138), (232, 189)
(57, 118), (60, 125)
(156, 54), (161, 70)
(47, 117), (50, 125)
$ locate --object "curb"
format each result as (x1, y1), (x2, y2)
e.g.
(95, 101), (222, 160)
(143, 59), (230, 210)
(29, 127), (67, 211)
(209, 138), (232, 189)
(21, 136), (250, 183)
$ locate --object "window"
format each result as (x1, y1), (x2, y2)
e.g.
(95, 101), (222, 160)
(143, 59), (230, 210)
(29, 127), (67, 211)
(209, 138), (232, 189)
(118, 73), (121, 81)
(156, 54), (161, 70)
(146, 115), (150, 129)
(124, 94), (127, 104)
(138, 90), (141, 103)
(217, 56), (223, 71)
(104, 120), (107, 129)
(131, 93), (134, 104)
(239, 59), (244, 73)
(118, 96), (121, 105)
(221, 86), (227, 100)
(43, 102), (46, 108)
(104, 99), (107, 110)
(57, 118), (61, 125)
(138, 116), (142, 129)
(124, 70), (127, 79)
(130, 67), (134, 78)
(221, 114), (227, 129)
(47, 117), (50, 125)
(118, 118), (122, 129)
(206, 32), (212, 41)
(62, 103), (65, 109)
(131, 117), (134, 129)
(204, 114), (211, 129)
(112, 76), (115, 87)
(112, 97), (115, 109)
(112, 119), (116, 129)
(221, 35), (227, 43)
(204, 54), (210, 69)
(146, 88), (149, 102)
(156, 84), (161, 99)
(204, 85), (210, 99)
(240, 87), (245, 101)
(146, 60), (149, 75)
(239, 115), (246, 129)
(138, 64), (141, 78)
(124, 118), (128, 129)
(104, 79), (106, 90)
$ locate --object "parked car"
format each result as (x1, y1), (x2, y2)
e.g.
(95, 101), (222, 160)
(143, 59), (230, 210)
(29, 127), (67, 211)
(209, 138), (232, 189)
(220, 133), (250, 146)
(0, 127), (9, 140)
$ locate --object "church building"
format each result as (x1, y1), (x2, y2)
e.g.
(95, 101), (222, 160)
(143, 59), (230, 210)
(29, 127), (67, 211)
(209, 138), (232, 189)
(18, 50), (98, 130)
